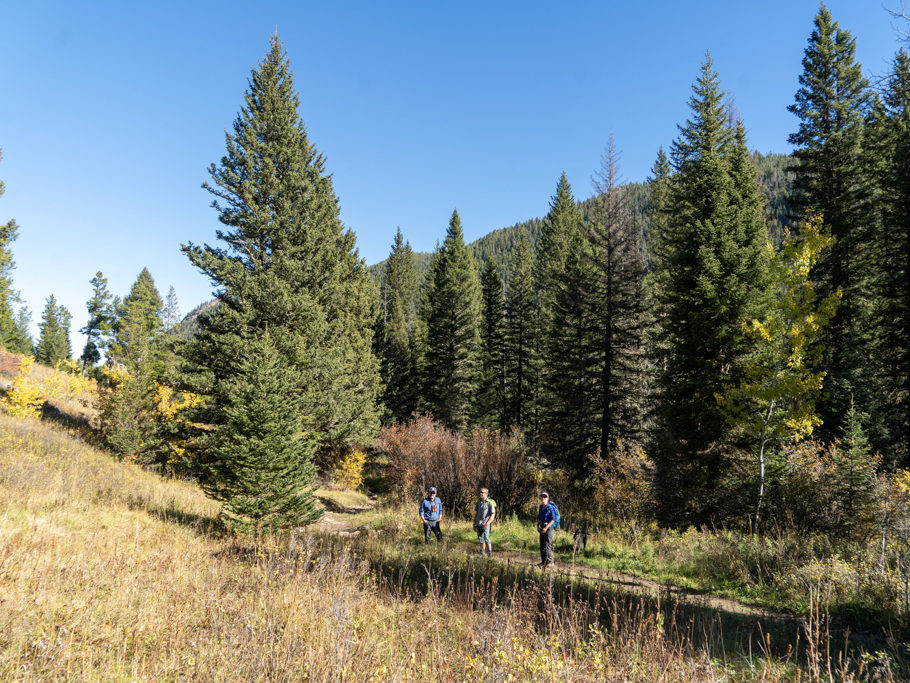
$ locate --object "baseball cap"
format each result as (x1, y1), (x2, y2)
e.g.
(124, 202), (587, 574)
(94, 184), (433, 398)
(429, 487), (437, 494)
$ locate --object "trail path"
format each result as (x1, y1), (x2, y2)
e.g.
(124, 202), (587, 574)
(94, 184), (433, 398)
(312, 495), (795, 624)
(489, 548), (790, 620)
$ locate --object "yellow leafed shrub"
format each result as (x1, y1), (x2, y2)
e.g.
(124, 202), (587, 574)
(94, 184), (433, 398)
(153, 382), (201, 470)
(2, 356), (44, 418)
(334, 449), (366, 490)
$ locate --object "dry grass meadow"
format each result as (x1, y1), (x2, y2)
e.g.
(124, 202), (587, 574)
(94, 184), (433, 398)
(0, 362), (900, 681)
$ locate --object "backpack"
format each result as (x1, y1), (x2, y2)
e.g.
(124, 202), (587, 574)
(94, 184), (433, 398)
(549, 501), (560, 529)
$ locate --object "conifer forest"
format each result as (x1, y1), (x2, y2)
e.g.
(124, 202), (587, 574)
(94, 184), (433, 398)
(4, 4), (910, 680)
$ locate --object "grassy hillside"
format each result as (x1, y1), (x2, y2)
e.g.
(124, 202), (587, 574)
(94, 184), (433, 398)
(0, 414), (718, 681)
(0, 358), (896, 680)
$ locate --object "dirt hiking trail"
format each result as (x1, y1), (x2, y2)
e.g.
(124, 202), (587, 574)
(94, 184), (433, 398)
(312, 495), (796, 624)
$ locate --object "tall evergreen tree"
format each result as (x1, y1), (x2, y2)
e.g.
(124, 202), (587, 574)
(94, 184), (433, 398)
(35, 295), (72, 366)
(100, 271), (164, 460)
(203, 333), (321, 532)
(588, 136), (647, 461)
(421, 209), (481, 430)
(538, 173), (598, 476)
(7, 308), (32, 356)
(650, 55), (771, 525)
(163, 286), (180, 333)
(536, 173), (584, 330)
(80, 271), (114, 373)
(476, 256), (507, 429)
(646, 146), (672, 272)
(110, 268), (163, 370)
(376, 228), (420, 423)
(788, 5), (875, 443)
(0, 148), (17, 350)
(873, 50), (910, 465)
(504, 231), (538, 435)
(179, 37), (380, 483)
(0, 149), (31, 355)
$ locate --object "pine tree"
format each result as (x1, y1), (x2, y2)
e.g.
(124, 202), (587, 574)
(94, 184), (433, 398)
(115, 268), (163, 345)
(650, 55), (772, 525)
(421, 209), (481, 430)
(788, 5), (875, 443)
(202, 333), (321, 532)
(180, 37), (380, 480)
(80, 271), (114, 374)
(376, 229), (420, 423)
(588, 136), (647, 461)
(834, 395), (878, 534)
(0, 149), (30, 355)
(536, 173), (584, 332)
(874, 50), (910, 465)
(538, 174), (598, 476)
(100, 271), (164, 460)
(646, 147), (672, 273)
(109, 269), (163, 372)
(0, 148), (17, 349)
(504, 231), (538, 435)
(163, 286), (180, 333)
(476, 256), (507, 429)
(7, 308), (32, 355)
(34, 295), (71, 366)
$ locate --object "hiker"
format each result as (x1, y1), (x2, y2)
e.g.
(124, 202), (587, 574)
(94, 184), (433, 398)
(419, 486), (443, 544)
(473, 487), (496, 556)
(537, 491), (558, 568)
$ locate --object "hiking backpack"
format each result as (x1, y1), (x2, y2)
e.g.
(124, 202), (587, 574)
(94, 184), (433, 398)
(549, 501), (560, 529)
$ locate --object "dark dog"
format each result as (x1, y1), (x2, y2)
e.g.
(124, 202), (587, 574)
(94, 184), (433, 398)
(573, 527), (588, 554)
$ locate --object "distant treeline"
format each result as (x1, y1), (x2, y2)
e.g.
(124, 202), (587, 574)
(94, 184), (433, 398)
(369, 151), (794, 288)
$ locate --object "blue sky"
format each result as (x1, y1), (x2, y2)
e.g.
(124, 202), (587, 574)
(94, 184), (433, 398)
(0, 1), (903, 345)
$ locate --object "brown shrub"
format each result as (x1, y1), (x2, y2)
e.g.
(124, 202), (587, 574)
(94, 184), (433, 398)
(588, 442), (653, 533)
(376, 415), (534, 517)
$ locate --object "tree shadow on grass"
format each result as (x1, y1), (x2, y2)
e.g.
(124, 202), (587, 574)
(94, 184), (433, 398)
(145, 504), (227, 538)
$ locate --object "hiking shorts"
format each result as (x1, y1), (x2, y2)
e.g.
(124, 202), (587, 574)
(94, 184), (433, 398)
(476, 524), (491, 544)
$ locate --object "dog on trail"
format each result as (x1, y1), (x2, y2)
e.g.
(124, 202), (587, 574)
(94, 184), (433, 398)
(573, 527), (588, 554)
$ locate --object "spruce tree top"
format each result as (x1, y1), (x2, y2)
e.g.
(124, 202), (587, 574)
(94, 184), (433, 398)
(787, 4), (867, 169)
(191, 36), (345, 289)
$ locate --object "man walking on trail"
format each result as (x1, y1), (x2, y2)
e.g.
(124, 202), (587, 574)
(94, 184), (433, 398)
(419, 487), (443, 544)
(473, 487), (496, 556)
(537, 492), (556, 568)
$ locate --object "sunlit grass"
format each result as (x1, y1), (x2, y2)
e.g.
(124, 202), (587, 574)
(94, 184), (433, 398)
(0, 412), (898, 680)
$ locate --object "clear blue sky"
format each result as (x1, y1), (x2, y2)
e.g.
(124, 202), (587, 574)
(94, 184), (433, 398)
(0, 1), (903, 345)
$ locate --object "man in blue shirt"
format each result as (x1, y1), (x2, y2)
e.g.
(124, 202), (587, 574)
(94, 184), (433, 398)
(537, 491), (556, 568)
(419, 487), (443, 544)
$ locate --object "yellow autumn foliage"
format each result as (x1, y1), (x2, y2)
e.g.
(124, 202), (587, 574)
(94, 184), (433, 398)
(152, 383), (201, 468)
(334, 449), (366, 490)
(154, 383), (200, 421)
(2, 357), (44, 418)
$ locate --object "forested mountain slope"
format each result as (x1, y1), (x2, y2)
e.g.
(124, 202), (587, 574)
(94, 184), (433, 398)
(369, 151), (793, 284)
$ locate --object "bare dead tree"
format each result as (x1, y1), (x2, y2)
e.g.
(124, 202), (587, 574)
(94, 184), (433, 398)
(587, 134), (648, 462)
